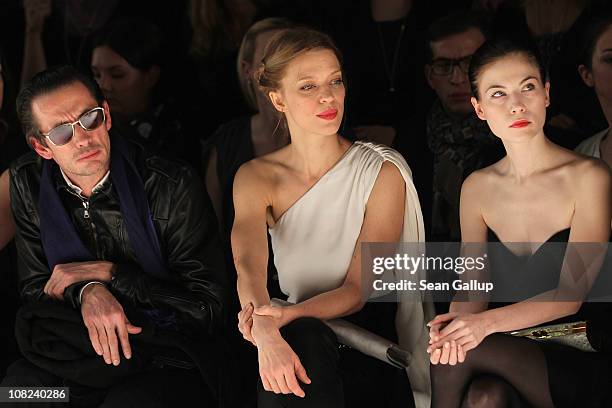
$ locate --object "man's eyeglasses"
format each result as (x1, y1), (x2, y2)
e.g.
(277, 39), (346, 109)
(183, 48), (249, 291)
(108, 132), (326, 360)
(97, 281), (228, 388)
(40, 107), (106, 146)
(430, 56), (472, 76)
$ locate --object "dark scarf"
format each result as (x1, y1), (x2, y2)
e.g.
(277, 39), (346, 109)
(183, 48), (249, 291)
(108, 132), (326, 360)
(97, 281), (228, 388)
(38, 132), (168, 278)
(427, 99), (502, 240)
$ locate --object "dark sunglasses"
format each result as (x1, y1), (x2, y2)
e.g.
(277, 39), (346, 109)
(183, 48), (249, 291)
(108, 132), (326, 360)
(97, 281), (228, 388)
(40, 107), (106, 146)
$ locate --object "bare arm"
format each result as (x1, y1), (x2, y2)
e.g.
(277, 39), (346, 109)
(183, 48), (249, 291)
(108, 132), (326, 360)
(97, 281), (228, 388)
(0, 170), (15, 250)
(232, 161), (312, 397)
(449, 172), (489, 315)
(232, 161), (272, 310)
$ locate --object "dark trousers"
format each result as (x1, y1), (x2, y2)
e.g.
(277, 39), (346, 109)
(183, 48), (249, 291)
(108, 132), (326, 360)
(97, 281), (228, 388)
(1, 358), (213, 408)
(257, 315), (414, 408)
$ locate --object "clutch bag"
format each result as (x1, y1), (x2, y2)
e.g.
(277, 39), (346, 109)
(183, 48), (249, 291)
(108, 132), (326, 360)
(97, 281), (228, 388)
(509, 321), (596, 352)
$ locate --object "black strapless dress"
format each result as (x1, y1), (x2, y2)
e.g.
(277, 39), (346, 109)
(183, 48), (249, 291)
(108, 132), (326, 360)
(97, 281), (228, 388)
(487, 227), (612, 408)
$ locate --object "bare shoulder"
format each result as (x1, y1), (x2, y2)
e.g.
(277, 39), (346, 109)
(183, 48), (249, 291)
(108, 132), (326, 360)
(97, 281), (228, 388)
(461, 163), (500, 197)
(569, 154), (611, 190)
(0, 168), (9, 184)
(0, 169), (9, 196)
(376, 160), (404, 187)
(233, 147), (291, 198)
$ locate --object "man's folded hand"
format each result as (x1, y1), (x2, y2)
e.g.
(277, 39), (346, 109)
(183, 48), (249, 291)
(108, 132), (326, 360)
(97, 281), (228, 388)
(80, 283), (142, 366)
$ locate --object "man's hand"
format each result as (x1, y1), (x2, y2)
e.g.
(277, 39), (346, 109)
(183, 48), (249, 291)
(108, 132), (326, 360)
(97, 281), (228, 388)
(44, 261), (114, 300)
(81, 284), (142, 366)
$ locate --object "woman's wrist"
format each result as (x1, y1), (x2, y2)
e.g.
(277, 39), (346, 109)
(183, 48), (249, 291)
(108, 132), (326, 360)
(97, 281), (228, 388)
(252, 314), (281, 344)
(280, 305), (299, 327)
(480, 310), (498, 337)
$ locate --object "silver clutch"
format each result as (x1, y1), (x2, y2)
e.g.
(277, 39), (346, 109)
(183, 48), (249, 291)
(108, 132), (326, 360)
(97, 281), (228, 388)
(509, 321), (596, 352)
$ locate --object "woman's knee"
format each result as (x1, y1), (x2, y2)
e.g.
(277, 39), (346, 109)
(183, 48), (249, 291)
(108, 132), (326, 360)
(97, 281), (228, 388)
(462, 375), (519, 408)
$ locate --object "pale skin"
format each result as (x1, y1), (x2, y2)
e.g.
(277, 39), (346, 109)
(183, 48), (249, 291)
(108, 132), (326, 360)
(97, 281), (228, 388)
(29, 81), (142, 366)
(427, 53), (612, 365)
(232, 49), (406, 397)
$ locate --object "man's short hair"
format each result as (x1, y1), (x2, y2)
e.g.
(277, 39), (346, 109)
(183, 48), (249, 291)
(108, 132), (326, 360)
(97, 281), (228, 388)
(425, 11), (489, 62)
(16, 65), (105, 146)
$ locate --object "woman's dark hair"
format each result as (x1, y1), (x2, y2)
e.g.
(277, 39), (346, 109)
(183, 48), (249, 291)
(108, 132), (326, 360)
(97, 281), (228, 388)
(579, 12), (612, 69)
(469, 37), (546, 99)
(92, 17), (166, 72)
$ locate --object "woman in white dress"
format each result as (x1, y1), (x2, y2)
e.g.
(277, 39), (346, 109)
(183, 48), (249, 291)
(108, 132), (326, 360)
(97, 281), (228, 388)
(231, 27), (431, 407)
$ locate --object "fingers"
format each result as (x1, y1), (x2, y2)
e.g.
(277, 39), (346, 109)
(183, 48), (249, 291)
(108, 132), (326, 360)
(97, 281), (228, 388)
(117, 321), (132, 360)
(284, 372), (305, 398)
(427, 312), (457, 327)
(458, 344), (466, 363)
(448, 341), (458, 365)
(439, 342), (451, 364)
(438, 319), (464, 339)
(245, 316), (255, 345)
(125, 314), (142, 334)
(126, 323), (143, 334)
(261, 375), (273, 392)
(254, 305), (280, 318)
(430, 341), (468, 365)
(267, 376), (281, 394)
(430, 347), (441, 364)
(85, 322), (103, 356)
(276, 374), (292, 395)
(294, 360), (311, 385)
(96, 323), (111, 365)
(105, 325), (121, 366)
(428, 328), (471, 352)
(238, 304), (256, 345)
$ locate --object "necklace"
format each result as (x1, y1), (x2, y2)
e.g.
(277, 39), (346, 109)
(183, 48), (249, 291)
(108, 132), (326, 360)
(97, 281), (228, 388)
(376, 16), (407, 93)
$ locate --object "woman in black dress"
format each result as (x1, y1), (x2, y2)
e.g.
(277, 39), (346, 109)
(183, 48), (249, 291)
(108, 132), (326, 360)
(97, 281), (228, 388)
(428, 38), (611, 407)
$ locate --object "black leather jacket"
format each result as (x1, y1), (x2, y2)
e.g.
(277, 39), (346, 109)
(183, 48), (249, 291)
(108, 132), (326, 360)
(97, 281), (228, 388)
(9, 141), (227, 335)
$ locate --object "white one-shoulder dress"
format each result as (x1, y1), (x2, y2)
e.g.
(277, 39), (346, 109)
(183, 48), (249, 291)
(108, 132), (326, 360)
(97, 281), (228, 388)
(269, 141), (433, 407)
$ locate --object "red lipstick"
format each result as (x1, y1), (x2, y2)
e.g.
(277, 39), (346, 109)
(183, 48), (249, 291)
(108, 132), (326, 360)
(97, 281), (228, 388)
(316, 109), (338, 120)
(509, 119), (531, 128)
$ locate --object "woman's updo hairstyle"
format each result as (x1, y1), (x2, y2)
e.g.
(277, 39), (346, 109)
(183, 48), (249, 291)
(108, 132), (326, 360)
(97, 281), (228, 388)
(469, 37), (546, 99)
(255, 27), (343, 96)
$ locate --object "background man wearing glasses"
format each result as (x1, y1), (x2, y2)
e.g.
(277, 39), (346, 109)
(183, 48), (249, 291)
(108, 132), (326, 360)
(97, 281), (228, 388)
(424, 12), (504, 242)
(1, 65), (227, 407)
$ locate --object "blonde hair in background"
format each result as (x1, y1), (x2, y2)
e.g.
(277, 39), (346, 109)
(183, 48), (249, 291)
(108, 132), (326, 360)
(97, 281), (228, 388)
(237, 17), (294, 111)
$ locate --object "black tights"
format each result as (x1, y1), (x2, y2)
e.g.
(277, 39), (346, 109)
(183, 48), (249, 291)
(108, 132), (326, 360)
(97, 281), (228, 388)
(431, 334), (555, 408)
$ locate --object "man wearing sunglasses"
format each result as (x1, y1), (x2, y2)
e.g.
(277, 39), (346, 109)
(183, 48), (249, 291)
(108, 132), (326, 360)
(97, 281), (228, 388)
(424, 12), (504, 242)
(2, 65), (227, 406)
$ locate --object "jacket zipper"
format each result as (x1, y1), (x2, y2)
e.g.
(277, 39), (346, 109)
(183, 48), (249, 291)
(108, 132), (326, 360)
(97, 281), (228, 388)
(79, 198), (99, 256)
